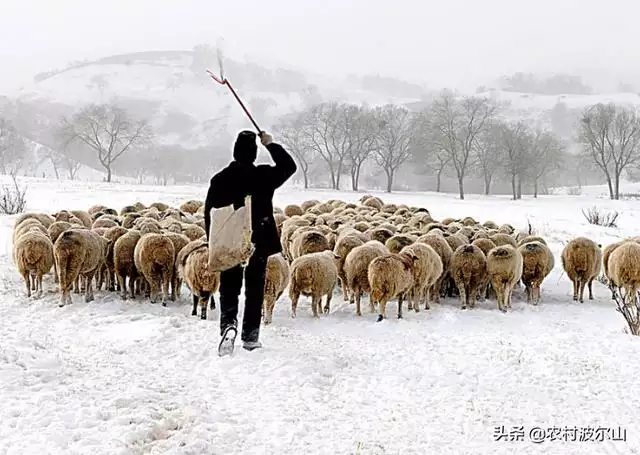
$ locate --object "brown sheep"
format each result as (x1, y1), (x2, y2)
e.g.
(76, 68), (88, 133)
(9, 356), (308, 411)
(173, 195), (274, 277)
(561, 237), (602, 303)
(368, 251), (418, 321)
(289, 250), (338, 318)
(92, 216), (119, 229)
(13, 219), (48, 243)
(123, 213), (142, 229)
(120, 205), (139, 216)
(54, 229), (109, 306)
(472, 238), (497, 257)
(134, 233), (175, 305)
(518, 242), (554, 305)
(362, 196), (383, 211)
(70, 210), (92, 228)
(291, 229), (331, 259)
(98, 226), (129, 291)
(178, 240), (220, 319)
(417, 234), (453, 303)
(368, 227), (394, 245)
(114, 230), (142, 300)
(608, 242), (640, 305)
(486, 245), (523, 312)
(263, 253), (290, 324)
(88, 205), (107, 216)
(301, 200), (321, 212)
(517, 235), (547, 247)
(385, 234), (415, 254)
(344, 240), (388, 316)
(163, 232), (191, 300)
(444, 233), (468, 253)
(284, 204), (304, 217)
(490, 233), (518, 248)
(333, 234), (366, 301)
(15, 213), (55, 230)
(180, 200), (203, 215)
(450, 244), (487, 310)
(483, 220), (499, 230)
(603, 241), (625, 285)
(400, 243), (443, 312)
(149, 202), (170, 212)
(182, 224), (206, 242)
(14, 229), (54, 298)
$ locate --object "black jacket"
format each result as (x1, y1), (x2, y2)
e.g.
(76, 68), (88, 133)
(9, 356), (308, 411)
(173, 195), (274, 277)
(204, 142), (297, 257)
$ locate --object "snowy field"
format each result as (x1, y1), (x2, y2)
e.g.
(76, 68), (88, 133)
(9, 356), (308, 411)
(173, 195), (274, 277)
(2, 177), (640, 455)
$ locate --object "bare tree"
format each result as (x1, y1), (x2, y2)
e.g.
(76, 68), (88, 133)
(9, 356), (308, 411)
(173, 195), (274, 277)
(0, 118), (27, 175)
(429, 92), (497, 199)
(579, 103), (640, 200)
(373, 105), (414, 193)
(473, 123), (502, 195)
(526, 130), (566, 197)
(341, 105), (377, 191)
(497, 121), (532, 200)
(277, 114), (314, 189)
(301, 102), (349, 190)
(59, 104), (152, 182)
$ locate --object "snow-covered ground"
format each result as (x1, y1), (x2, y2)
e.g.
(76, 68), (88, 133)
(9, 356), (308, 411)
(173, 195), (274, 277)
(1, 178), (639, 455)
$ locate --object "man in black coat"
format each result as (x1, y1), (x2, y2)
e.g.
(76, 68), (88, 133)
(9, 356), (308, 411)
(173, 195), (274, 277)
(204, 130), (296, 356)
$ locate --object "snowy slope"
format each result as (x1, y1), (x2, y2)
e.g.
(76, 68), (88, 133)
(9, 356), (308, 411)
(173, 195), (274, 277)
(1, 178), (639, 454)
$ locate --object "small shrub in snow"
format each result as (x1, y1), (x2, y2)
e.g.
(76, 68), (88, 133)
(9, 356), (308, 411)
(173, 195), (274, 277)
(0, 175), (27, 215)
(620, 193), (640, 200)
(582, 206), (618, 228)
(567, 186), (582, 196)
(610, 288), (640, 336)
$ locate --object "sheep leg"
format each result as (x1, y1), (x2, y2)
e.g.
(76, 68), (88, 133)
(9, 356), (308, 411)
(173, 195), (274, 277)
(377, 298), (387, 322)
(459, 287), (467, 310)
(199, 292), (209, 320)
(84, 272), (95, 303)
(355, 289), (363, 316)
(469, 285), (477, 309)
(311, 296), (320, 318)
(533, 285), (540, 305)
(263, 295), (275, 324)
(324, 285), (334, 315)
(290, 289), (300, 319)
(423, 287), (431, 311)
(572, 279), (578, 301)
(191, 294), (198, 316)
(53, 261), (59, 284)
(407, 290), (413, 311)
(578, 279), (587, 303)
(36, 273), (44, 299)
(117, 273), (127, 300)
(339, 275), (349, 302)
(588, 279), (594, 300)
(397, 294), (404, 319)
(209, 294), (216, 310)
(22, 272), (31, 298)
(73, 276), (80, 294)
(129, 275), (137, 299)
(161, 274), (170, 307)
(96, 266), (104, 291)
(170, 274), (177, 302)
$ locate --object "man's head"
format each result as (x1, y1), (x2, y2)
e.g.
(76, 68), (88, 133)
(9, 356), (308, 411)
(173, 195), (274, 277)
(233, 130), (258, 165)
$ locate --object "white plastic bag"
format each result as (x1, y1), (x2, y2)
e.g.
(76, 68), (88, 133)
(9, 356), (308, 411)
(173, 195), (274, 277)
(208, 196), (255, 272)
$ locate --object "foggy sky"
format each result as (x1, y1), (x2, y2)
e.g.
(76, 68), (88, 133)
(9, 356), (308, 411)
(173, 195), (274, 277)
(1, 0), (639, 93)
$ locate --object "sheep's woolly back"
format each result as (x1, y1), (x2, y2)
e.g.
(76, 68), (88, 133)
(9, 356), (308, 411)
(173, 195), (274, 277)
(47, 221), (74, 244)
(70, 210), (92, 228)
(134, 234), (176, 276)
(284, 204), (304, 217)
(486, 245), (523, 285)
(561, 237), (602, 281)
(289, 250), (338, 298)
(92, 217), (119, 229)
(14, 231), (54, 276)
(385, 234), (415, 254)
(417, 234), (453, 271)
(54, 229), (109, 289)
(444, 233), (468, 253)
(517, 235), (547, 247)
(291, 229), (330, 259)
(180, 200), (203, 215)
(344, 241), (388, 293)
(490, 233), (518, 248)
(608, 242), (640, 289)
(518, 241), (554, 284)
(182, 245), (220, 295)
(368, 252), (415, 303)
(264, 254), (290, 300)
(451, 244), (487, 290)
(14, 220), (48, 242)
(114, 230), (142, 276)
(472, 238), (497, 257)
(400, 243), (443, 291)
(15, 213), (55, 230)
(603, 241), (625, 280)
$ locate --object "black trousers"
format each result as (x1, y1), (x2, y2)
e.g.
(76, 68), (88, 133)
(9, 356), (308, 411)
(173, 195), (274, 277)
(219, 252), (268, 342)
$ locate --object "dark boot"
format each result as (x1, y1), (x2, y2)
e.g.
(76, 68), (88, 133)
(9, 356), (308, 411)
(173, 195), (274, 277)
(241, 253), (268, 344)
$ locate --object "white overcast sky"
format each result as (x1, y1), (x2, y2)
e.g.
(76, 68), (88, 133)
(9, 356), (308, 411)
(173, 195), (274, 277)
(0, 0), (638, 92)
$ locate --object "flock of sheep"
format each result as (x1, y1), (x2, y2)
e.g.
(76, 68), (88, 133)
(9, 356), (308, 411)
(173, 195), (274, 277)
(10, 194), (635, 324)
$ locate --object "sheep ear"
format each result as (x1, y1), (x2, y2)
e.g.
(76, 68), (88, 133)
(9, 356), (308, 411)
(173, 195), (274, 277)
(333, 252), (340, 260)
(598, 244), (602, 248)
(411, 254), (419, 262)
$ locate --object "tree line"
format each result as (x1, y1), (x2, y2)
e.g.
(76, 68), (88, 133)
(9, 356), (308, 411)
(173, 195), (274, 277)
(1, 93), (640, 200)
(276, 91), (567, 200)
